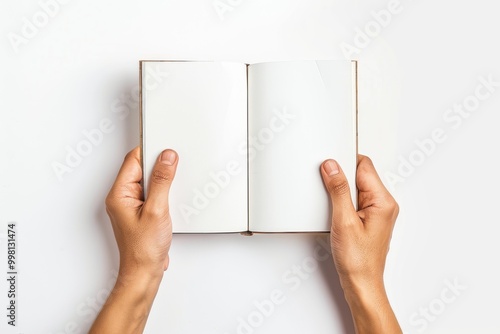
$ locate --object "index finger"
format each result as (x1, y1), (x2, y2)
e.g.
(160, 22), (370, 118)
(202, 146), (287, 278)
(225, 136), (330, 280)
(356, 155), (389, 194)
(113, 146), (143, 187)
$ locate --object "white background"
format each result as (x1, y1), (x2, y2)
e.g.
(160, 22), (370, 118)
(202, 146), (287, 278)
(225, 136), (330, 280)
(1, 0), (499, 333)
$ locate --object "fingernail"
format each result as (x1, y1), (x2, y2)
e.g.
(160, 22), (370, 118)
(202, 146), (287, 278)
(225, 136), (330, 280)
(160, 150), (176, 165)
(324, 160), (339, 176)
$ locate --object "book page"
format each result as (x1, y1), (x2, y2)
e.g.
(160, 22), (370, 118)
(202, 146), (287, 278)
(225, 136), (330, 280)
(142, 61), (248, 233)
(247, 60), (356, 232)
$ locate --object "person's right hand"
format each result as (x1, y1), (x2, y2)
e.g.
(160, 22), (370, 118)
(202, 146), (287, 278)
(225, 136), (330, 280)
(321, 155), (402, 334)
(90, 147), (178, 334)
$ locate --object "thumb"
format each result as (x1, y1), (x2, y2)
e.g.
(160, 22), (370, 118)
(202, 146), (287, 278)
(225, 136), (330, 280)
(321, 159), (356, 224)
(145, 149), (178, 215)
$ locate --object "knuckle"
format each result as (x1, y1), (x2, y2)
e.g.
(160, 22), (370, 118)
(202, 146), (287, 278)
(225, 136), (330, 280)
(332, 215), (357, 230)
(105, 194), (117, 212)
(358, 159), (373, 175)
(391, 200), (400, 218)
(124, 150), (136, 162)
(392, 200), (400, 214)
(330, 178), (350, 195)
(381, 194), (399, 218)
(362, 155), (373, 166)
(143, 202), (169, 221)
(151, 168), (171, 185)
(144, 207), (162, 220)
(387, 196), (399, 212)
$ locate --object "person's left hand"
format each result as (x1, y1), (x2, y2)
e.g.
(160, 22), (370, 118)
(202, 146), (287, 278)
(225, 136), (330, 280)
(105, 146), (179, 278)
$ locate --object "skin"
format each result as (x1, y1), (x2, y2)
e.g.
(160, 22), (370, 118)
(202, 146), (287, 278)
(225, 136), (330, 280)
(90, 147), (401, 334)
(321, 156), (402, 334)
(89, 147), (178, 334)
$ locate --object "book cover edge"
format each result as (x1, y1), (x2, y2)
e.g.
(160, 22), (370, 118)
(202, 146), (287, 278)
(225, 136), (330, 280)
(139, 61), (145, 197)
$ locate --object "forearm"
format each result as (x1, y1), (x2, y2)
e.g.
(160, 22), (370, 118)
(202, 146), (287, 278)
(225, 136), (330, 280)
(341, 278), (402, 334)
(89, 270), (163, 334)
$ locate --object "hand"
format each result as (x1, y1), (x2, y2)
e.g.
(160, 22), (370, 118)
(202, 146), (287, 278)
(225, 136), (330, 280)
(105, 146), (178, 277)
(90, 146), (178, 334)
(321, 155), (402, 334)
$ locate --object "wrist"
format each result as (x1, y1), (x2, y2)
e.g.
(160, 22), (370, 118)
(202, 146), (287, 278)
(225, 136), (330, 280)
(339, 271), (384, 294)
(339, 275), (401, 334)
(111, 267), (164, 316)
(341, 276), (388, 310)
(116, 264), (164, 292)
(118, 254), (167, 281)
(90, 267), (163, 333)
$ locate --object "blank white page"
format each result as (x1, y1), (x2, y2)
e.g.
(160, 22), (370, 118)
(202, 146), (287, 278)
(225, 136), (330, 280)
(248, 60), (356, 232)
(142, 61), (248, 233)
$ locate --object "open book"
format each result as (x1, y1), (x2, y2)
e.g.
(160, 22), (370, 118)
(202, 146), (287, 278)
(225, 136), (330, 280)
(140, 60), (357, 234)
